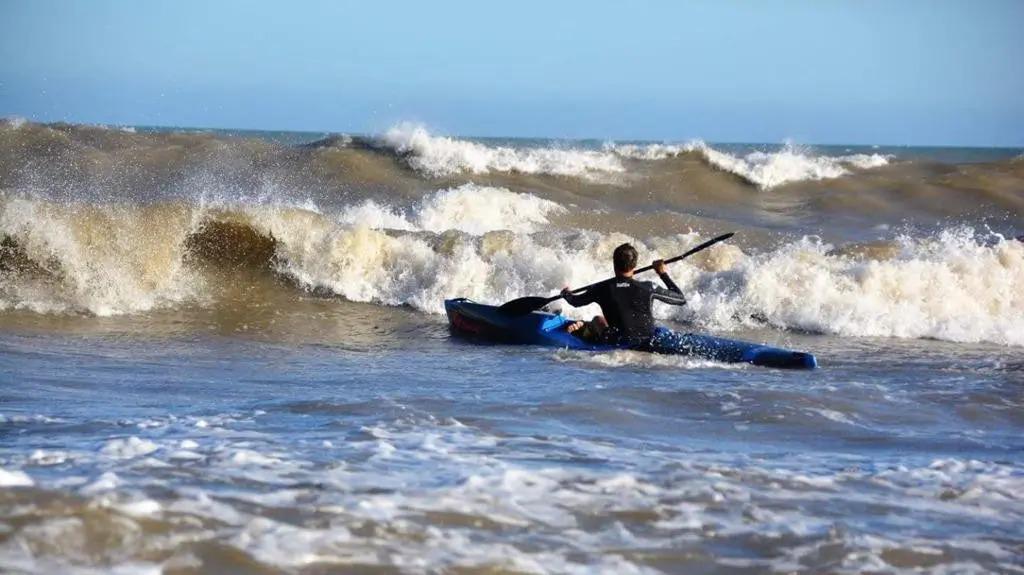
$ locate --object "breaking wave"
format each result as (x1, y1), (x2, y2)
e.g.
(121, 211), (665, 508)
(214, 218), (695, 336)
(677, 229), (1024, 345)
(379, 124), (890, 188)
(1, 120), (1021, 344)
(337, 184), (564, 234)
(381, 123), (625, 178)
(1, 116), (28, 130)
(607, 140), (890, 189)
(1, 190), (1021, 346)
(695, 142), (890, 189)
(0, 197), (202, 316)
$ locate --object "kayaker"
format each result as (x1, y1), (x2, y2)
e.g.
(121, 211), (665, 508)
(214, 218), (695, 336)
(561, 243), (687, 347)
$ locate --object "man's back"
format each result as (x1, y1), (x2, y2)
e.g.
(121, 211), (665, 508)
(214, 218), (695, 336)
(565, 273), (686, 344)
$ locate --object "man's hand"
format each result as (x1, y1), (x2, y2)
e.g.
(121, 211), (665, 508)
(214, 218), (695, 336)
(653, 259), (667, 275)
(561, 286), (573, 297)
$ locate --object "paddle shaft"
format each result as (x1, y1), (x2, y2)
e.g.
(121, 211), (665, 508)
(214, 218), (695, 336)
(572, 232), (734, 294)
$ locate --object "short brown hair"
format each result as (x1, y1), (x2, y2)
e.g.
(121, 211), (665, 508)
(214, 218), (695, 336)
(613, 243), (638, 274)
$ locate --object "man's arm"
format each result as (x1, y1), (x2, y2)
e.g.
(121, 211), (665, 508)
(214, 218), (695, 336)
(658, 271), (681, 294)
(652, 259), (686, 306)
(561, 285), (598, 307)
(652, 284), (686, 306)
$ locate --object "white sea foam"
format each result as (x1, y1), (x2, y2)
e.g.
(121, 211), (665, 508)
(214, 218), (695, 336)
(80, 471), (121, 494)
(606, 140), (891, 189)
(100, 437), (160, 459)
(380, 128), (888, 187)
(605, 141), (698, 160)
(676, 228), (1024, 345)
(841, 153), (890, 169)
(1, 116), (28, 130)
(381, 123), (625, 178)
(261, 219), (1023, 346)
(89, 123), (138, 133)
(694, 141), (889, 189)
(112, 498), (162, 518)
(0, 466), (34, 487)
(0, 413), (62, 424)
(2, 409), (1021, 574)
(552, 348), (747, 370)
(0, 197), (202, 316)
(805, 408), (858, 426)
(338, 184), (564, 234)
(29, 449), (69, 466)
(226, 449), (281, 467)
(1, 190), (1019, 346)
(260, 213), (628, 314)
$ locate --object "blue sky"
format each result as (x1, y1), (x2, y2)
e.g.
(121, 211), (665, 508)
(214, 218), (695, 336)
(1, 0), (1021, 145)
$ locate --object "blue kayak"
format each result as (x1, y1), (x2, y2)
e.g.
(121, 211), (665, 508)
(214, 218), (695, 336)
(445, 298), (817, 369)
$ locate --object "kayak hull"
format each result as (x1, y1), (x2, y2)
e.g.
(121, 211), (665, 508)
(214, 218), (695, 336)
(445, 298), (817, 370)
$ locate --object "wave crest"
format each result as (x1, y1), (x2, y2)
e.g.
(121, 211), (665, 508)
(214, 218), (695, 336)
(337, 184), (564, 234)
(605, 140), (890, 189)
(381, 124), (890, 188)
(381, 123), (625, 178)
(0, 197), (201, 316)
(691, 143), (886, 190)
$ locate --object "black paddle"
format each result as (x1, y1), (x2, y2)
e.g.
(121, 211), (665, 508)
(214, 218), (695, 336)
(497, 232), (735, 316)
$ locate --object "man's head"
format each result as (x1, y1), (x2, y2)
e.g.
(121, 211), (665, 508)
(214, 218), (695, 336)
(613, 243), (638, 275)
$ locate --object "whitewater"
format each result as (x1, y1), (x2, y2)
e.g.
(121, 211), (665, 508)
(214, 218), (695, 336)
(1, 120), (1022, 574)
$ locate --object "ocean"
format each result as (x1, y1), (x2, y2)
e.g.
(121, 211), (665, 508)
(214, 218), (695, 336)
(0, 118), (1022, 574)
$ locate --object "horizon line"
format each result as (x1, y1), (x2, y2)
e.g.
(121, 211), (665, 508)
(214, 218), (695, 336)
(7, 115), (1024, 151)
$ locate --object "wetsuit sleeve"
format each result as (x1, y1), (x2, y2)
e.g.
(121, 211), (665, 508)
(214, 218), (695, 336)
(563, 286), (599, 307)
(658, 272), (682, 293)
(652, 273), (687, 306)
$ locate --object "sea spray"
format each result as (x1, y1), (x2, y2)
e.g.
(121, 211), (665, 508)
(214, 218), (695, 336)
(678, 230), (1024, 345)
(337, 184), (565, 234)
(3, 191), (1020, 346)
(0, 197), (202, 315)
(381, 123), (626, 178)
(0, 122), (1019, 345)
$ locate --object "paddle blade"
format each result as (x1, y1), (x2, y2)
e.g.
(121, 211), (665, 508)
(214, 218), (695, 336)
(497, 296), (555, 316)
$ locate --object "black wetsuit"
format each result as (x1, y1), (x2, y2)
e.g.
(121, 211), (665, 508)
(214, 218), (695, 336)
(564, 272), (687, 347)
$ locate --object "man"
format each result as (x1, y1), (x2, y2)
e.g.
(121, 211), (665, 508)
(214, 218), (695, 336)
(561, 243), (687, 347)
